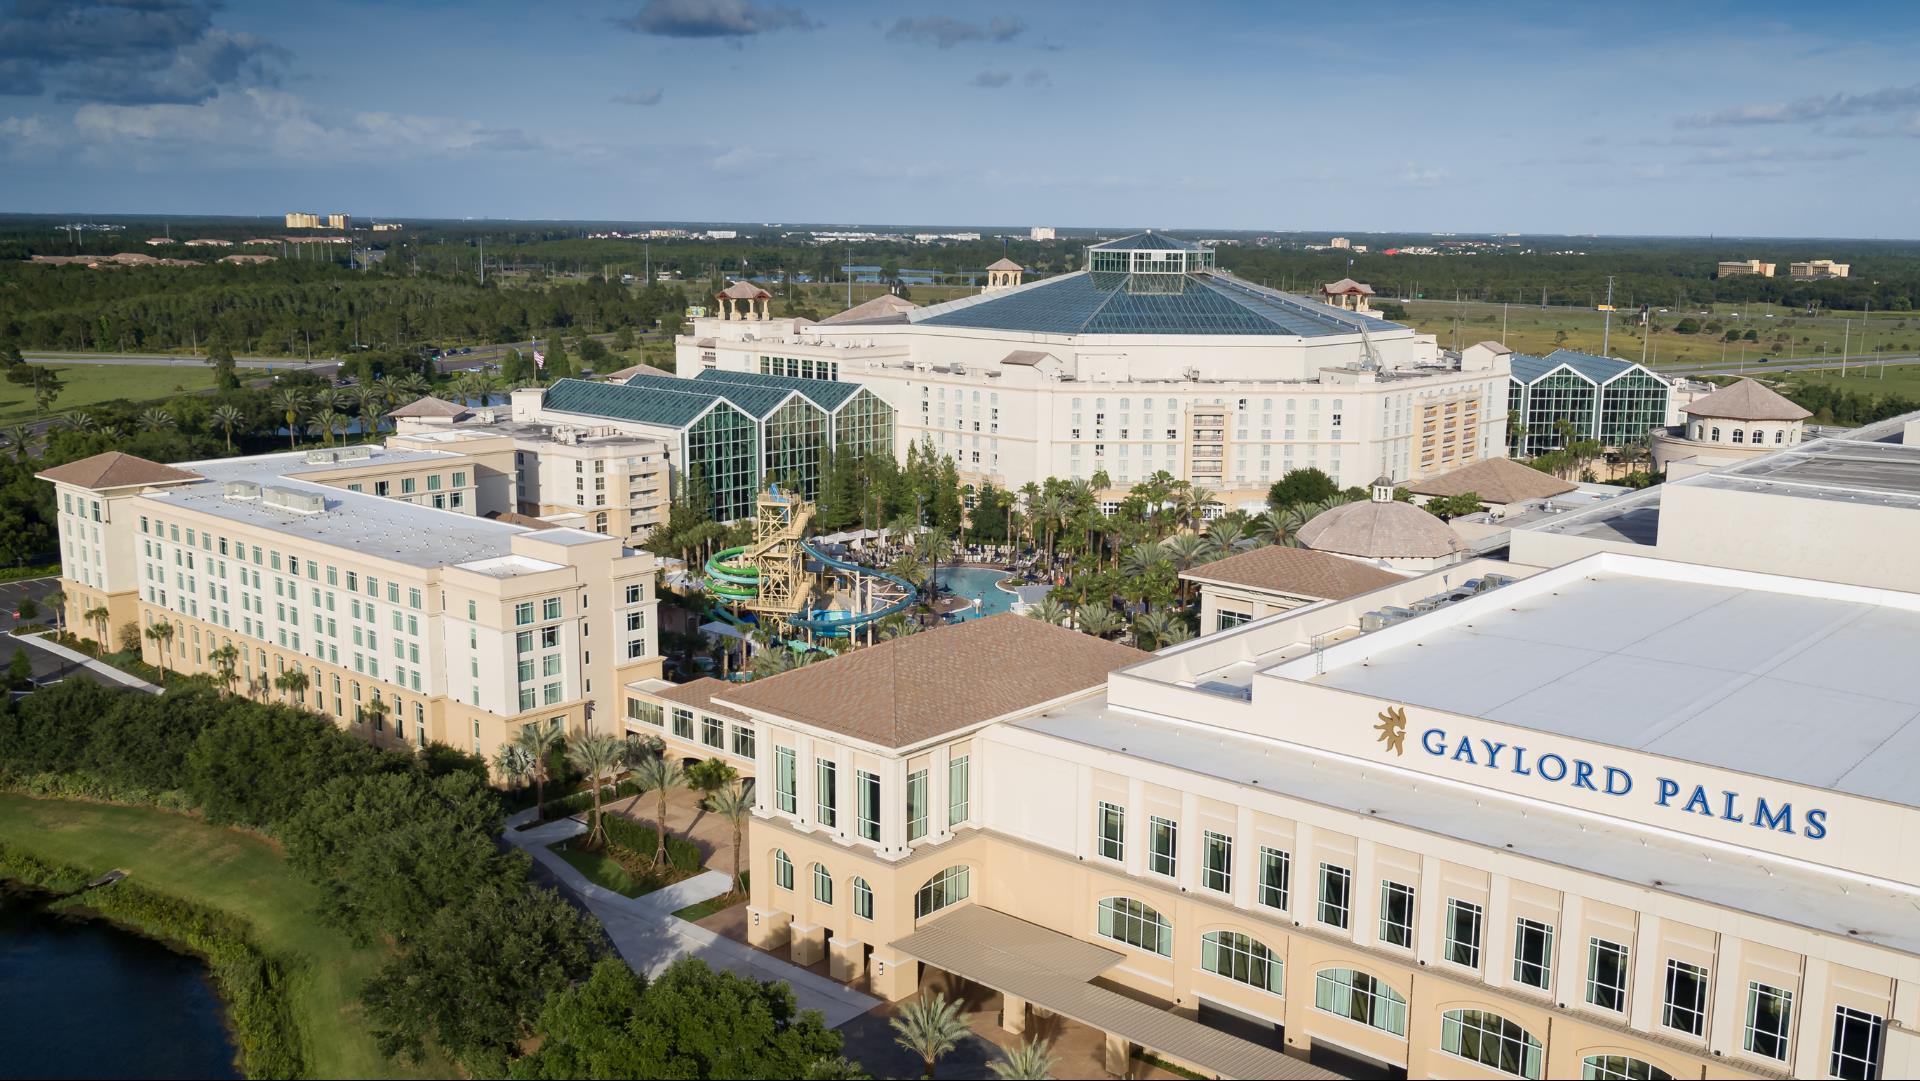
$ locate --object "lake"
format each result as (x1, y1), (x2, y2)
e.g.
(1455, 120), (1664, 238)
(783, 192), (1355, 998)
(0, 886), (241, 1080)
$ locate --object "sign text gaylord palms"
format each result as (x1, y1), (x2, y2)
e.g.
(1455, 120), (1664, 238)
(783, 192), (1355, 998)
(1415, 726), (1830, 841)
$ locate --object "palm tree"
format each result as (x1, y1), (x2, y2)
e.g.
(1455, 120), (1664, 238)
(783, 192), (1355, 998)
(269, 388), (305, 450)
(1025, 597), (1069, 625)
(208, 643), (239, 694)
(514, 722), (565, 821)
(361, 694), (390, 733)
(1132, 608), (1174, 649)
(273, 666), (309, 707)
(1161, 532), (1210, 605)
(208, 404), (245, 453)
(350, 385), (384, 436)
(142, 620), (175, 677)
(136, 407), (175, 432)
(1118, 541), (1166, 581)
(494, 742), (534, 792)
(83, 605), (109, 648)
(1202, 517), (1251, 560)
(57, 411), (97, 433)
(1252, 505), (1309, 548)
(566, 732), (626, 849)
(41, 589), (64, 633)
(630, 753), (685, 867)
(3, 425), (32, 461)
(1181, 484), (1217, 532)
(1072, 604), (1121, 639)
(1160, 619), (1195, 647)
(891, 991), (970, 1081)
(990, 1038), (1057, 1081)
(708, 781), (752, 895)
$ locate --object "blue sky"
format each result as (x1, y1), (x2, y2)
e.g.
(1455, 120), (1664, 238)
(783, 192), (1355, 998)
(2, 0), (1919, 236)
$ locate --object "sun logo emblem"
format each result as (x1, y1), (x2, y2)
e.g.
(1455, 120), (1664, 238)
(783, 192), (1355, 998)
(1374, 706), (1408, 756)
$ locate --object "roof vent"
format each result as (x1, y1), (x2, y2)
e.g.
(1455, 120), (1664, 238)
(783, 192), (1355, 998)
(303, 449), (339, 464)
(223, 480), (261, 500)
(262, 486), (326, 514)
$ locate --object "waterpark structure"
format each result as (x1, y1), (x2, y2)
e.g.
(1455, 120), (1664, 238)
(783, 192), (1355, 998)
(702, 487), (918, 646)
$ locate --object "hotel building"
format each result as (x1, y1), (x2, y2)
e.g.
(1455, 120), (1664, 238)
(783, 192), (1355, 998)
(678, 233), (1510, 508)
(615, 432), (1920, 1080)
(42, 442), (662, 762)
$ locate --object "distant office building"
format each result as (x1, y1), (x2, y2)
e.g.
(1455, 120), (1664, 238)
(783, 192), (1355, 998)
(1329, 236), (1352, 249)
(371, 222), (403, 232)
(183, 238), (232, 248)
(1507, 348), (1671, 457)
(705, 230), (739, 240)
(1029, 226), (1057, 241)
(1791, 259), (1850, 280)
(1717, 258), (1776, 278)
(286, 212), (351, 230)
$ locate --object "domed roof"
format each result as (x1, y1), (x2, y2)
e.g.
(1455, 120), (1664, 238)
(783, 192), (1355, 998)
(1298, 494), (1469, 560)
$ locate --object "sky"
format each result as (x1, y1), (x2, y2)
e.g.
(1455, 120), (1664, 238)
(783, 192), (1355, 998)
(3, 0), (1920, 237)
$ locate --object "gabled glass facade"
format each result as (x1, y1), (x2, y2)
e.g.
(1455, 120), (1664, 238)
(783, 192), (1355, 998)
(833, 388), (894, 461)
(761, 396), (828, 495)
(1508, 358), (1669, 457)
(684, 404), (758, 523)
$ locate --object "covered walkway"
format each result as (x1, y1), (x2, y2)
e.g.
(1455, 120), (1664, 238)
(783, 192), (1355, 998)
(890, 906), (1337, 1080)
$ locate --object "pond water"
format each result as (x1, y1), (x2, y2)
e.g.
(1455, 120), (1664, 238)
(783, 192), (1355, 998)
(0, 886), (241, 1080)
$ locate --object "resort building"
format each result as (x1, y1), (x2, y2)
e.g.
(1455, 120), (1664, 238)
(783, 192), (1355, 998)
(1790, 260), (1851, 280)
(678, 233), (1510, 509)
(1651, 378), (1812, 475)
(1716, 259), (1776, 278)
(1294, 477), (1471, 573)
(1506, 349), (1672, 458)
(41, 444), (663, 765)
(1180, 544), (1405, 635)
(1405, 457), (1577, 519)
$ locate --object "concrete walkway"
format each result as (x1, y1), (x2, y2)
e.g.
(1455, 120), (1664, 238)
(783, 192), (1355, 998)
(505, 808), (878, 1027)
(20, 632), (161, 693)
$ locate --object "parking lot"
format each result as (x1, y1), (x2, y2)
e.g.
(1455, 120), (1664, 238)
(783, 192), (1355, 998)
(0, 577), (62, 635)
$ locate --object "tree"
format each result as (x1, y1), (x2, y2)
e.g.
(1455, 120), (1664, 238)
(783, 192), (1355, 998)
(1268, 467), (1338, 508)
(707, 781), (752, 896)
(1072, 604), (1121, 639)
(685, 756), (738, 804)
(6, 646), (31, 690)
(509, 957), (844, 1080)
(891, 991), (969, 1080)
(1426, 492), (1485, 520)
(41, 589), (63, 631)
(136, 406), (175, 432)
(631, 753), (685, 868)
(990, 1039), (1057, 1081)
(567, 732), (627, 850)
(83, 605), (110, 648)
(208, 643), (240, 694)
(273, 666), (309, 708)
(515, 722), (566, 821)
(269, 388), (305, 450)
(142, 620), (175, 676)
(361, 694), (390, 732)
(204, 341), (240, 390)
(208, 404), (246, 453)
(1025, 597), (1068, 625)
(494, 741), (535, 793)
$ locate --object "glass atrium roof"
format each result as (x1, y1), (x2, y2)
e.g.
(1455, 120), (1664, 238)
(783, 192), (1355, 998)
(1509, 348), (1648, 385)
(691, 368), (863, 411)
(912, 270), (1400, 337)
(542, 377), (742, 429)
(622, 372), (798, 419)
(1088, 231), (1208, 252)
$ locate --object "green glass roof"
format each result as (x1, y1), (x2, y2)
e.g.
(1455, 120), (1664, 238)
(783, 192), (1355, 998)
(911, 270), (1397, 337)
(541, 377), (738, 429)
(1509, 348), (1659, 386)
(1087, 231), (1207, 252)
(619, 372), (803, 420)
(692, 368), (863, 411)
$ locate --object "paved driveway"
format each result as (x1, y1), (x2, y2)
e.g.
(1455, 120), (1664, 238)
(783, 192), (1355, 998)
(0, 578), (62, 634)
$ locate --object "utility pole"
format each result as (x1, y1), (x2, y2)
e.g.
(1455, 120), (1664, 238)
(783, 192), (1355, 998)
(1601, 275), (1615, 357)
(1841, 318), (1850, 376)
(478, 237), (485, 285)
(1502, 302), (1509, 347)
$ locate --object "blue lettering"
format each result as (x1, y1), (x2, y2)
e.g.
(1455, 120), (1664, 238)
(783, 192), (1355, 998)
(1422, 728), (1447, 756)
(1452, 739), (1478, 765)
(1605, 767), (1633, 797)
(1571, 759), (1598, 791)
(1479, 739), (1507, 770)
(1683, 785), (1714, 817)
(1805, 808), (1828, 840)
(1538, 754), (1568, 782)
(1511, 746), (1532, 777)
(1719, 790), (1746, 824)
(1752, 798), (1793, 833)
(1656, 777), (1680, 806)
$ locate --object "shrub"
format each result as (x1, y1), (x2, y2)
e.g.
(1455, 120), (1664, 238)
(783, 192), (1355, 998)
(602, 814), (703, 874)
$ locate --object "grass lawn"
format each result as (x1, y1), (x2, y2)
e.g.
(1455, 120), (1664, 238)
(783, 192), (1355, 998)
(672, 873), (748, 922)
(552, 839), (658, 896)
(1779, 363), (1920, 401)
(0, 362), (218, 424)
(0, 793), (446, 1080)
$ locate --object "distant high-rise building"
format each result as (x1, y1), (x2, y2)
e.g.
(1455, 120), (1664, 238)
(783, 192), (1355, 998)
(1029, 226), (1056, 241)
(371, 222), (403, 233)
(1329, 236), (1352, 249)
(1717, 258), (1776, 278)
(285, 212), (352, 230)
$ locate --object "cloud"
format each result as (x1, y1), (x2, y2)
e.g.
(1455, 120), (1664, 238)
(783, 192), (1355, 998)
(617, 0), (816, 39)
(0, 0), (287, 105)
(1399, 164), (1450, 187)
(969, 71), (1011, 89)
(1680, 81), (1920, 127)
(611, 88), (664, 106)
(886, 16), (1023, 49)
(1679, 145), (1865, 166)
(1023, 68), (1050, 88)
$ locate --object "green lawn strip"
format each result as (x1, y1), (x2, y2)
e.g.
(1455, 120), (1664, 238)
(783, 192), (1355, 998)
(551, 839), (665, 897)
(0, 363), (219, 424)
(0, 793), (446, 1080)
(672, 873), (748, 922)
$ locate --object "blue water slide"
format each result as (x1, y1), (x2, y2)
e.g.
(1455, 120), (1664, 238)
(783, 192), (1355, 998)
(790, 539), (919, 636)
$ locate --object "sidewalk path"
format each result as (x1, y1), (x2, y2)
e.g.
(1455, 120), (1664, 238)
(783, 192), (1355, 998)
(505, 808), (877, 1027)
(20, 633), (161, 693)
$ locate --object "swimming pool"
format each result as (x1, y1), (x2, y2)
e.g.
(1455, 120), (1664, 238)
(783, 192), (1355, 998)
(935, 566), (1019, 620)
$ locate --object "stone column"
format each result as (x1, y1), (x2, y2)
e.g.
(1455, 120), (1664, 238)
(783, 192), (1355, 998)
(1103, 1032), (1132, 1075)
(1001, 993), (1028, 1035)
(790, 922), (827, 967)
(747, 906), (791, 951)
(869, 948), (920, 1001)
(829, 936), (866, 982)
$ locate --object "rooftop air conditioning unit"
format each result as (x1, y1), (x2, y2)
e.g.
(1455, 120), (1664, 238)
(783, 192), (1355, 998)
(262, 486), (326, 514)
(1359, 610), (1389, 632)
(303, 449), (338, 465)
(1378, 606), (1412, 625)
(223, 480), (261, 500)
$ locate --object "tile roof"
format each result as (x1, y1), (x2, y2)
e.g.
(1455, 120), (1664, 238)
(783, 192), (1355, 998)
(1683, 377), (1811, 422)
(388, 395), (470, 418)
(1299, 499), (1470, 560)
(652, 676), (748, 722)
(36, 452), (201, 490)
(986, 257), (1023, 271)
(1181, 544), (1403, 600)
(911, 270), (1399, 337)
(817, 293), (919, 325)
(1321, 277), (1375, 295)
(1407, 457), (1576, 505)
(717, 280), (770, 299)
(713, 614), (1145, 749)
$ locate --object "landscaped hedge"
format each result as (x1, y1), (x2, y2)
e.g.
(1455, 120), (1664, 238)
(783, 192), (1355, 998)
(602, 813), (704, 875)
(536, 778), (642, 822)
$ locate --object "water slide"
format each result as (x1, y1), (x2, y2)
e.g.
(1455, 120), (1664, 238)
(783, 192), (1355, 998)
(699, 539), (918, 639)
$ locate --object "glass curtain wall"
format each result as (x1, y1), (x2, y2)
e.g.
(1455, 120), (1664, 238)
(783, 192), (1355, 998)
(832, 389), (895, 461)
(760, 396), (828, 498)
(683, 404), (758, 522)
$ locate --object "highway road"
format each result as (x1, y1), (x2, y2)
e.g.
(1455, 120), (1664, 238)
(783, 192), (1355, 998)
(1657, 354), (1920, 379)
(20, 331), (628, 378)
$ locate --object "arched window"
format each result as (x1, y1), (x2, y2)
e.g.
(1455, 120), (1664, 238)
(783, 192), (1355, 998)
(914, 866), (970, 918)
(1711, 426), (1721, 441)
(1096, 897), (1172, 957)
(811, 862), (832, 904)
(1581, 1054), (1673, 1081)
(1775, 429), (1785, 444)
(852, 877), (873, 920)
(1442, 1009), (1543, 1079)
(1750, 429), (1763, 445)
(772, 849), (793, 891)
(1201, 931), (1283, 994)
(1692, 423), (1703, 440)
(1313, 968), (1407, 1036)
(1732, 428), (1745, 444)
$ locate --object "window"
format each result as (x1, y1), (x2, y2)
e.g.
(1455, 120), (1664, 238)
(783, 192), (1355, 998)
(543, 596), (562, 620)
(1441, 1009), (1543, 1079)
(1148, 816), (1177, 877)
(773, 850), (793, 890)
(947, 754), (969, 825)
(1830, 1005), (1885, 1080)
(815, 760), (837, 827)
(906, 768), (929, 841)
(1202, 830), (1232, 893)
(1513, 918), (1554, 989)
(1587, 937), (1630, 1012)
(625, 698), (662, 726)
(1744, 981), (1793, 1061)
(1445, 899), (1484, 969)
(1581, 1055), (1672, 1081)
(857, 770), (881, 842)
(1097, 802), (1125, 861)
(1201, 931), (1283, 995)
(1662, 959), (1710, 1036)
(1314, 969), (1407, 1036)
(1096, 897), (1171, 957)
(914, 866), (969, 918)
(811, 863), (833, 905)
(671, 708), (694, 740)
(702, 716), (724, 749)
(731, 725), (755, 759)
(852, 877), (873, 920)
(1378, 881), (1415, 948)
(1258, 847), (1290, 910)
(774, 747), (797, 814)
(515, 602), (535, 625)
(1318, 863), (1351, 929)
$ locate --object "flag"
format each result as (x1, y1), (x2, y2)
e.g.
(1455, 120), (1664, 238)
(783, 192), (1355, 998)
(533, 348), (545, 370)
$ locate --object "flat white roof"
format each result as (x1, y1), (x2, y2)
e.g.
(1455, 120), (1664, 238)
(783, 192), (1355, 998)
(1306, 560), (1920, 808)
